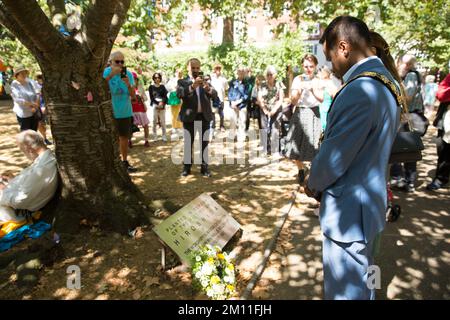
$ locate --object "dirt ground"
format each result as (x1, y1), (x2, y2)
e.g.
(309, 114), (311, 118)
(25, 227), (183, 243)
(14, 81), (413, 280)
(0, 100), (448, 300)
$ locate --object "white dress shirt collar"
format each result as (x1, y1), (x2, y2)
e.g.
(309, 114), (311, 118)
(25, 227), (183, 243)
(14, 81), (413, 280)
(342, 56), (380, 83)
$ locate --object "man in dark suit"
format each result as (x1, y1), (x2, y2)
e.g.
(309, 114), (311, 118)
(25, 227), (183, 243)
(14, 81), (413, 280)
(177, 58), (217, 177)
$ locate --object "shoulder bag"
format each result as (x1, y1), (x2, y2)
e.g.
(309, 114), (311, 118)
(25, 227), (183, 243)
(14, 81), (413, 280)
(322, 71), (424, 163)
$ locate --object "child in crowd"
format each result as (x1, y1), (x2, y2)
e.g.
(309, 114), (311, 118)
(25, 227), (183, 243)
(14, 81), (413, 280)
(130, 72), (150, 147)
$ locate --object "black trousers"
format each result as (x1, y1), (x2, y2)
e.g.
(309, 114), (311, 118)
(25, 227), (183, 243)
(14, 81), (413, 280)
(391, 162), (417, 185)
(17, 115), (38, 132)
(183, 113), (210, 167)
(211, 102), (224, 129)
(246, 102), (262, 130)
(434, 130), (450, 185)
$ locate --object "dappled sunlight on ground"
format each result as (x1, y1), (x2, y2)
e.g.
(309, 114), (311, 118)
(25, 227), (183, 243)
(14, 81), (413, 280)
(0, 100), (448, 299)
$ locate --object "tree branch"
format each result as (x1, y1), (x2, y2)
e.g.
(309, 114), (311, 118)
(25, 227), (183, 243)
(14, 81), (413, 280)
(106, 0), (132, 54)
(0, 3), (45, 63)
(82, 0), (131, 69)
(47, 0), (67, 27)
(82, 0), (120, 51)
(1, 0), (64, 60)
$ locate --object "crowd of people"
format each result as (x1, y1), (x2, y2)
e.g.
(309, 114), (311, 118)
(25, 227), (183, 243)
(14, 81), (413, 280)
(1, 14), (449, 300)
(6, 47), (447, 182)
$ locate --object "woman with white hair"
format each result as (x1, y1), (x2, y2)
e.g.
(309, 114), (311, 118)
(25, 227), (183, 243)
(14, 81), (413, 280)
(257, 65), (285, 156)
(391, 53), (426, 193)
(10, 65), (40, 131)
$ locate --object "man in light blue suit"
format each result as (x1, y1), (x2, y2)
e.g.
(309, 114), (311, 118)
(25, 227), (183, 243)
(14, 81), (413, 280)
(304, 16), (400, 299)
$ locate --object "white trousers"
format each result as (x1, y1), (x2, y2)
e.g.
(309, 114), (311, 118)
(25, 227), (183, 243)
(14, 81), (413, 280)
(229, 107), (247, 140)
(153, 108), (166, 136)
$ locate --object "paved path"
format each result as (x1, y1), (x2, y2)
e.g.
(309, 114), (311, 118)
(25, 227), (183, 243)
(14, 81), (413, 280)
(251, 126), (450, 300)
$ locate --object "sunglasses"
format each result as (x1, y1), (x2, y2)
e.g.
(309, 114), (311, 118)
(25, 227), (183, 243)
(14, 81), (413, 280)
(154, 77), (161, 80)
(115, 60), (125, 64)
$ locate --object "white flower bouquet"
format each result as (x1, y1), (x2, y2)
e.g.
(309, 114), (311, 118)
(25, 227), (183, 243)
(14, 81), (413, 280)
(190, 244), (237, 300)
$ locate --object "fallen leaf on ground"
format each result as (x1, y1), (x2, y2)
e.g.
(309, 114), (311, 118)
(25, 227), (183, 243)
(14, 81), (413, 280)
(132, 290), (141, 300)
(160, 283), (172, 290)
(144, 276), (159, 286)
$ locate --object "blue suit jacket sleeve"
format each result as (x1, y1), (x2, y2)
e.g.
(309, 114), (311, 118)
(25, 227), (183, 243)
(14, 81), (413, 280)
(308, 83), (374, 193)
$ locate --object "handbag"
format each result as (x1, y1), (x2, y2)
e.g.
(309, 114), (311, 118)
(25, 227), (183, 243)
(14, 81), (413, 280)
(167, 91), (180, 106)
(35, 106), (43, 121)
(389, 130), (424, 163)
(325, 71), (424, 163)
(131, 123), (140, 133)
(407, 111), (429, 136)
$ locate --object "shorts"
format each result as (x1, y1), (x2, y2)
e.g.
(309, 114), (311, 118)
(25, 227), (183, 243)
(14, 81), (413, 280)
(115, 117), (133, 138)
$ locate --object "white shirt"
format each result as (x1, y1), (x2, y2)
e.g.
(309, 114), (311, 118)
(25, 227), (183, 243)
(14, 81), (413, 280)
(210, 73), (229, 102)
(342, 56), (380, 83)
(0, 149), (58, 213)
(188, 76), (202, 113)
(11, 78), (38, 118)
(291, 76), (320, 108)
(196, 85), (202, 113)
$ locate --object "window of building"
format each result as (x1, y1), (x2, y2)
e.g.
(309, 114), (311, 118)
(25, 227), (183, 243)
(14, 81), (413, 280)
(194, 12), (203, 24)
(195, 30), (204, 42)
(248, 26), (258, 40)
(263, 26), (272, 40)
(182, 31), (190, 43)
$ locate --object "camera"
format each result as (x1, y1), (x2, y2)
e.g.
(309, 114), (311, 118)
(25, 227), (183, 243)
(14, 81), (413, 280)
(121, 66), (127, 78)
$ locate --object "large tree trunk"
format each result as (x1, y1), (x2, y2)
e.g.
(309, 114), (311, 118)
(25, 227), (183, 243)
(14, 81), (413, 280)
(41, 47), (147, 234)
(0, 0), (146, 235)
(223, 16), (234, 44)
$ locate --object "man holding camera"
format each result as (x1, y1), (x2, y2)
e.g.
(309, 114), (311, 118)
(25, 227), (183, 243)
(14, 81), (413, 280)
(177, 58), (218, 177)
(103, 51), (137, 173)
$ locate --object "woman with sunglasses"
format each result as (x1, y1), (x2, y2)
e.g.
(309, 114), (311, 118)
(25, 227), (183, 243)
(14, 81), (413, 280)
(148, 72), (168, 142)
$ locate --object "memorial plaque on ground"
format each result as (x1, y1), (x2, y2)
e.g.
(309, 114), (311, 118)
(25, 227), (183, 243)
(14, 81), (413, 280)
(153, 193), (241, 265)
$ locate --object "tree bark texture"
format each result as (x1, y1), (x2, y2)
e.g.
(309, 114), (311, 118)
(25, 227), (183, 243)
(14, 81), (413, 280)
(223, 16), (234, 44)
(0, 0), (148, 234)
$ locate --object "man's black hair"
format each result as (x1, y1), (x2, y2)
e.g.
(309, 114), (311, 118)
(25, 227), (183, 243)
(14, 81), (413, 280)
(319, 16), (371, 50)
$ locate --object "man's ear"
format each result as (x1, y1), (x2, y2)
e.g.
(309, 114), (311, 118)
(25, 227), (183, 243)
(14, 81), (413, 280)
(338, 40), (350, 58)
